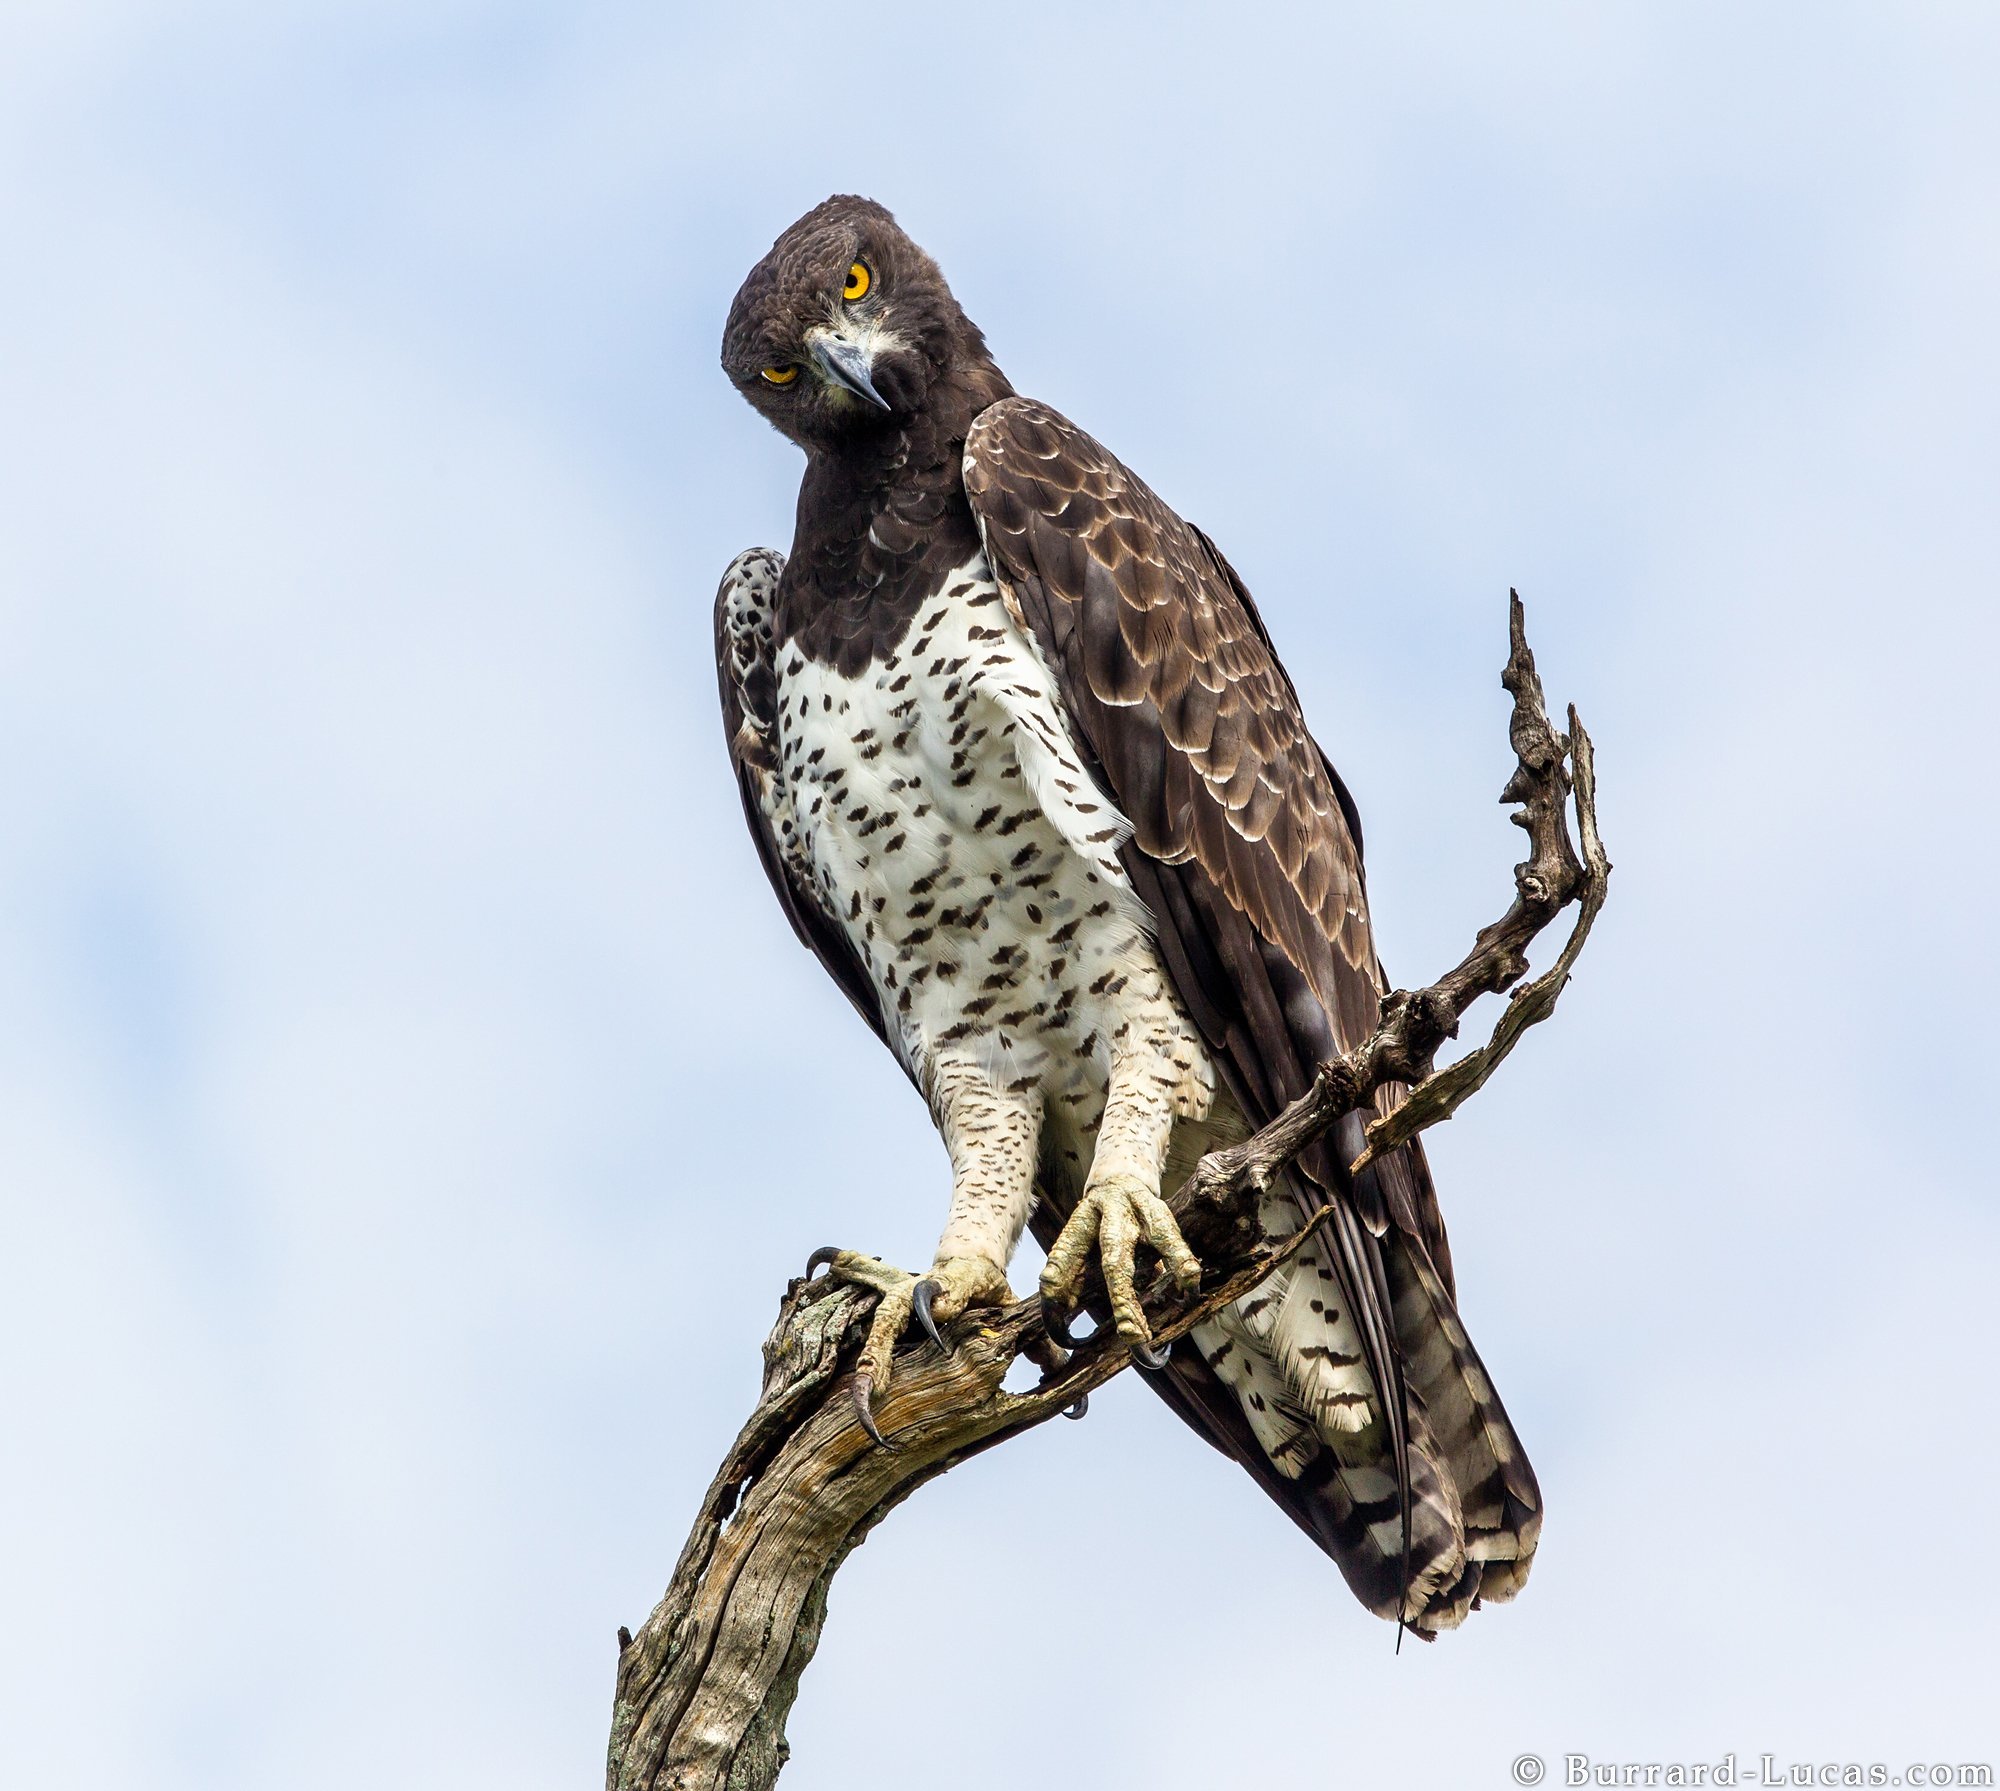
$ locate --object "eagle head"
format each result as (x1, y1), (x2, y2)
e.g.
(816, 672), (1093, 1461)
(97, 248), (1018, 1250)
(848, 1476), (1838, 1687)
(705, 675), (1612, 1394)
(721, 195), (998, 451)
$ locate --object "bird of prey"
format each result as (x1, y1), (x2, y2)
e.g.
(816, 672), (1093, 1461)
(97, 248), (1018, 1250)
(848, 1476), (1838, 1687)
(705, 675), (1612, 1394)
(715, 195), (1539, 1633)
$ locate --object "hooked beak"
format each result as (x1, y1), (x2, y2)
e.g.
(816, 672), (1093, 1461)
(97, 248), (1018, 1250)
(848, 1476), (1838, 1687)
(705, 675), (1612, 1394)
(807, 327), (891, 410)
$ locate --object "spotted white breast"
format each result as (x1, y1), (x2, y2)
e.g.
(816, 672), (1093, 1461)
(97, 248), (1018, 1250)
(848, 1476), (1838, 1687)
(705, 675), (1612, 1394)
(767, 552), (1213, 1182)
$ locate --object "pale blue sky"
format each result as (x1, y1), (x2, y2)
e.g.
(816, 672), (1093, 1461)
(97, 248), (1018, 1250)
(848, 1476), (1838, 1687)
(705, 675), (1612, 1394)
(2, 5), (1996, 1787)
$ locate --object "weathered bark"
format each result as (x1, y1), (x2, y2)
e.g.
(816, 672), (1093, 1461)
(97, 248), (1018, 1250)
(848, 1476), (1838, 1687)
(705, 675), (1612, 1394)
(608, 592), (1609, 1791)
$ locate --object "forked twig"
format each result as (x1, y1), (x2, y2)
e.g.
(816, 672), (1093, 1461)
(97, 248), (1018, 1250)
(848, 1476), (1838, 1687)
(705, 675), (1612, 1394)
(1181, 590), (1610, 1205)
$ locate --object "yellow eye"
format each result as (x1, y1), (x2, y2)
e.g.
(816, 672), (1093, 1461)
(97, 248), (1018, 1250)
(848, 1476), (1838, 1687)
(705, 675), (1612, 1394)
(761, 365), (798, 385)
(843, 261), (871, 301)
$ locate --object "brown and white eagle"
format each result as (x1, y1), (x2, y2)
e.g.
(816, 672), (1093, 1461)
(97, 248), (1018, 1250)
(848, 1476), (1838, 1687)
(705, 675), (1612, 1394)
(715, 195), (1539, 1634)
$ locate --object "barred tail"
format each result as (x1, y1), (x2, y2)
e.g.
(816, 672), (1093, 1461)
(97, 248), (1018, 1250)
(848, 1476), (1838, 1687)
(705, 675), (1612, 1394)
(1173, 1205), (1538, 1634)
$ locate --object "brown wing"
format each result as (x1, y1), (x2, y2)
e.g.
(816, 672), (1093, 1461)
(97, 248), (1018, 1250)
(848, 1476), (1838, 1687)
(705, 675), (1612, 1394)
(963, 397), (1450, 1262)
(714, 547), (895, 1057)
(964, 398), (1523, 1614)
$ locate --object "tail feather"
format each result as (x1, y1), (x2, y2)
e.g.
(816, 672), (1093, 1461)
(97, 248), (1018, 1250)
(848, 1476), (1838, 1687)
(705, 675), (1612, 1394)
(1175, 1169), (1539, 1633)
(1387, 1244), (1542, 1581)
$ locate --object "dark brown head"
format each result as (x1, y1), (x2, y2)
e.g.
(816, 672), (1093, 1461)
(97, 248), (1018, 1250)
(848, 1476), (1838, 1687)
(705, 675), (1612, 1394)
(721, 196), (1005, 454)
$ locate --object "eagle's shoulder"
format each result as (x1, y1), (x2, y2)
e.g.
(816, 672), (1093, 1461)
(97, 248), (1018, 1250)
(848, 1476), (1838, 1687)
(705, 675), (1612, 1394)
(963, 397), (1147, 570)
(965, 393), (1112, 475)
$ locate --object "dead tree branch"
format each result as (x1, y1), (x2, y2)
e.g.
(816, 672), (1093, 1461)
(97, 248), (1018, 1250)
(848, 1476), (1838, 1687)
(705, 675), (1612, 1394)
(607, 591), (1609, 1791)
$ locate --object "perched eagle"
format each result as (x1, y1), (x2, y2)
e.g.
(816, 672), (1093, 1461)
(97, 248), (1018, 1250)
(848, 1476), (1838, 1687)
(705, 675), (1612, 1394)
(715, 196), (1538, 1633)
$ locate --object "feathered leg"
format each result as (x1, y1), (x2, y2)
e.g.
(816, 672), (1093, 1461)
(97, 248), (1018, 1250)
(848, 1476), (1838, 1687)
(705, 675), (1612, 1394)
(1040, 1028), (1205, 1359)
(814, 1055), (1040, 1442)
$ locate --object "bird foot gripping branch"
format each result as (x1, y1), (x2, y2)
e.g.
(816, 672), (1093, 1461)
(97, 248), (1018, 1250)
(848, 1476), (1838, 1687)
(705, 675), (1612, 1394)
(798, 1246), (1057, 1446)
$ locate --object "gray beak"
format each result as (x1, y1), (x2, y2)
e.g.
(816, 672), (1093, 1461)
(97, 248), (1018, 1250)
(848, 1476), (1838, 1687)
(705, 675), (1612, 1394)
(809, 331), (891, 410)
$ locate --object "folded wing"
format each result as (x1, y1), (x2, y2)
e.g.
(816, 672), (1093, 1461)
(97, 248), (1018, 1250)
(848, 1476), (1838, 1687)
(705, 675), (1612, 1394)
(964, 398), (1540, 1629)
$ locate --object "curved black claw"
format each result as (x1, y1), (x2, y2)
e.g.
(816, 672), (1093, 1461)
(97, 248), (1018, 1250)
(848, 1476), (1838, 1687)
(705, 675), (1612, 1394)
(1129, 1338), (1171, 1371)
(805, 1245), (841, 1279)
(1042, 1299), (1096, 1351)
(912, 1278), (949, 1354)
(1063, 1391), (1089, 1421)
(849, 1372), (895, 1449)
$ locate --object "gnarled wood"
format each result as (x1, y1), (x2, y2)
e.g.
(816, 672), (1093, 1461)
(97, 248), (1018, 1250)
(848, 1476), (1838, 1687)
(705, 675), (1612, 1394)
(608, 594), (1608, 1791)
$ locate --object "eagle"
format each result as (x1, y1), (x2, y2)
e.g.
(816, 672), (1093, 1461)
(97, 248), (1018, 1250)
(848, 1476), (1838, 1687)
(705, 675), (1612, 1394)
(714, 195), (1539, 1634)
